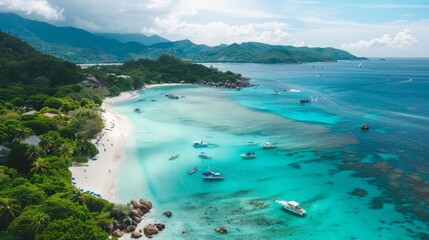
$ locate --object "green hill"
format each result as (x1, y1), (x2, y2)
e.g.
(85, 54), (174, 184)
(0, 12), (146, 63)
(0, 12), (366, 64)
(0, 31), (82, 99)
(94, 33), (169, 45)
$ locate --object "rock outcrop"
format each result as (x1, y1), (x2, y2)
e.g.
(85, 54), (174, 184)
(163, 211), (172, 218)
(144, 224), (159, 236)
(112, 229), (124, 238)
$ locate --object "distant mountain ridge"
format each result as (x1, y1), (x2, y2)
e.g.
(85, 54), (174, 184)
(94, 33), (169, 46)
(0, 12), (365, 63)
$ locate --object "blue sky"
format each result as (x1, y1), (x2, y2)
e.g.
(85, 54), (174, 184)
(1, 0), (428, 57)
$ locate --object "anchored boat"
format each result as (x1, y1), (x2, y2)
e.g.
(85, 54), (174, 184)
(202, 168), (224, 180)
(188, 166), (198, 175)
(276, 200), (306, 216)
(193, 141), (208, 147)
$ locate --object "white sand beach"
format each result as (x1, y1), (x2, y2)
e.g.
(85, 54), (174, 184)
(69, 83), (190, 202)
(69, 91), (138, 202)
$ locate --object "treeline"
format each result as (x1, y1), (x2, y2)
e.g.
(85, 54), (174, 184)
(83, 54), (246, 96)
(0, 32), (114, 239)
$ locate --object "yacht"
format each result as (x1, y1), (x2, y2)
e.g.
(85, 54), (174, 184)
(193, 141), (208, 147)
(262, 142), (276, 149)
(240, 152), (256, 159)
(202, 168), (224, 180)
(275, 200), (306, 216)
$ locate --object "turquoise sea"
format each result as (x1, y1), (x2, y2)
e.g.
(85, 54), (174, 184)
(114, 58), (429, 239)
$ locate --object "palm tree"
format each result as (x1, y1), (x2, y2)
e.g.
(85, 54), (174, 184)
(30, 158), (51, 174)
(0, 197), (21, 230)
(30, 214), (50, 235)
(39, 136), (55, 154)
(25, 145), (44, 162)
(13, 127), (31, 142)
(56, 141), (75, 159)
(69, 188), (85, 205)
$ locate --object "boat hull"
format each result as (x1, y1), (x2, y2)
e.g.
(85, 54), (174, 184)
(203, 176), (224, 180)
(276, 200), (306, 216)
(188, 167), (198, 175)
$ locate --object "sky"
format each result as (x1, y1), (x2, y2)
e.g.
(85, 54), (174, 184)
(1, 0), (429, 57)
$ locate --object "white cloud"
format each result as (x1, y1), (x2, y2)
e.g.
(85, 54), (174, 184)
(0, 0), (63, 20)
(154, 16), (294, 45)
(146, 0), (171, 9)
(341, 29), (417, 50)
(188, 0), (283, 19)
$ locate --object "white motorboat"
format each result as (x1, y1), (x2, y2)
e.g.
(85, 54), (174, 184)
(202, 168), (224, 180)
(275, 200), (306, 216)
(262, 142), (276, 149)
(193, 141), (208, 147)
(240, 152), (256, 159)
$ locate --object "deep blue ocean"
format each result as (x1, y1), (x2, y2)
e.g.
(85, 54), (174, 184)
(114, 58), (429, 239)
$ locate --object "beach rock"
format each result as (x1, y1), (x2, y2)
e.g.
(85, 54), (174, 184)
(136, 210), (144, 218)
(215, 226), (228, 233)
(131, 231), (143, 239)
(139, 205), (149, 213)
(155, 223), (165, 231)
(130, 209), (139, 217)
(127, 225), (136, 232)
(143, 224), (159, 236)
(133, 216), (142, 223)
(123, 218), (132, 228)
(139, 199), (152, 210)
(351, 188), (368, 197)
(130, 200), (141, 208)
(163, 211), (172, 218)
(112, 229), (124, 238)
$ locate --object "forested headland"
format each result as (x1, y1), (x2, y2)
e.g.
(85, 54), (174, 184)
(0, 31), (244, 239)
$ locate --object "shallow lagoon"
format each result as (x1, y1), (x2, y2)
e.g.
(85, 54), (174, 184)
(115, 59), (429, 239)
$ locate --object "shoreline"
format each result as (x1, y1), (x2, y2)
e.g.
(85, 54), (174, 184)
(69, 90), (138, 202)
(69, 84), (182, 203)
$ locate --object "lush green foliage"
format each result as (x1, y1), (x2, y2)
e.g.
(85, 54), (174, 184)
(0, 32), (113, 239)
(84, 54), (245, 95)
